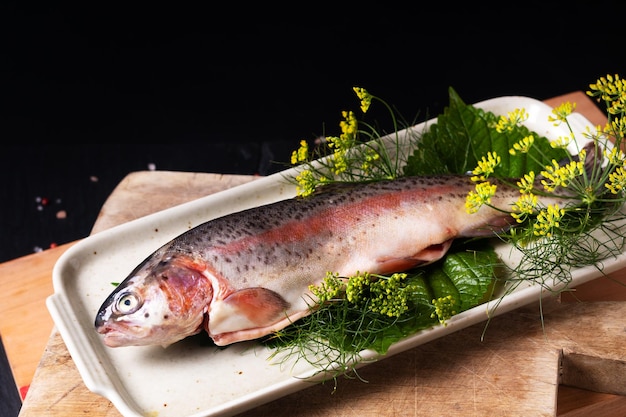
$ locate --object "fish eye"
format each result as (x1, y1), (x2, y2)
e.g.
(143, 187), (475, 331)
(114, 291), (142, 314)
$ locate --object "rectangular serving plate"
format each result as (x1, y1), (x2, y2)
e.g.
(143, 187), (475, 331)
(47, 95), (625, 417)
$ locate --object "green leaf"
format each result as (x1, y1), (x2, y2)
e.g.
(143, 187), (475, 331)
(405, 273), (434, 308)
(438, 249), (500, 311)
(427, 268), (461, 306)
(423, 241), (500, 313)
(403, 87), (569, 178)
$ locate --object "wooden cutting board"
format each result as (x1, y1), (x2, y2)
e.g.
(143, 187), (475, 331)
(15, 92), (626, 416)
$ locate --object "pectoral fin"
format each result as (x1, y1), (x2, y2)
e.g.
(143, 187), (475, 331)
(376, 239), (454, 273)
(206, 287), (291, 343)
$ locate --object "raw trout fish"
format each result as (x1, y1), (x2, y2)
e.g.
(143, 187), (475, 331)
(94, 175), (554, 348)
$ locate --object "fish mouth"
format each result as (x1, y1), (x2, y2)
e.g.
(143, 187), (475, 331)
(96, 323), (152, 347)
(97, 328), (132, 347)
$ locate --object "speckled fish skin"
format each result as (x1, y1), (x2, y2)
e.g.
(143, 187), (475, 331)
(94, 174), (544, 348)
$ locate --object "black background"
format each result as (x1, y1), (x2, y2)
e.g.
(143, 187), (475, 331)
(1, 2), (624, 263)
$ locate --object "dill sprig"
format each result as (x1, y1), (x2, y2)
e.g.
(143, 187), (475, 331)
(265, 244), (501, 381)
(286, 87), (422, 196)
(471, 74), (626, 298)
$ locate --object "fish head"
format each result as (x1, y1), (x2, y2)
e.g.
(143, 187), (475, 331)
(94, 253), (212, 348)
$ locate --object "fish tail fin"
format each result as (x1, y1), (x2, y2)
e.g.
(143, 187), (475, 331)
(535, 141), (603, 182)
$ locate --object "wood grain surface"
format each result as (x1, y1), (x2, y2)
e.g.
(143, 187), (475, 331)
(3, 91), (626, 416)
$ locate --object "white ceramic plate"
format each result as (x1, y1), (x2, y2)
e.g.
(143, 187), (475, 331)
(47, 96), (624, 417)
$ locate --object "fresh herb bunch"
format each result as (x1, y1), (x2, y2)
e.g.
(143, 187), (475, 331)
(266, 244), (500, 382)
(275, 74), (626, 381)
(462, 75), (626, 293)
(288, 87), (422, 196)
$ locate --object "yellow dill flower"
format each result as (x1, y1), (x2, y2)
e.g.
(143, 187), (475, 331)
(339, 110), (358, 137)
(431, 295), (456, 325)
(550, 133), (574, 149)
(589, 74), (624, 98)
(327, 111), (357, 152)
(465, 181), (498, 214)
(353, 87), (373, 113)
(548, 102), (577, 126)
(325, 135), (339, 149)
(290, 139), (309, 165)
(331, 151), (349, 175)
(345, 272), (369, 304)
(615, 116), (626, 131)
(360, 148), (381, 173)
(343, 271), (417, 317)
(540, 151), (586, 192)
(309, 272), (345, 303)
(516, 171), (536, 193)
(368, 273), (411, 317)
(509, 135), (535, 155)
(606, 166), (626, 194)
(295, 169), (318, 197)
(494, 108), (529, 133)
(533, 204), (565, 238)
(588, 74), (626, 115)
(471, 151), (501, 181)
(605, 146), (626, 166)
(608, 97), (626, 116)
(327, 136), (351, 155)
(511, 193), (538, 223)
(607, 116), (626, 138)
